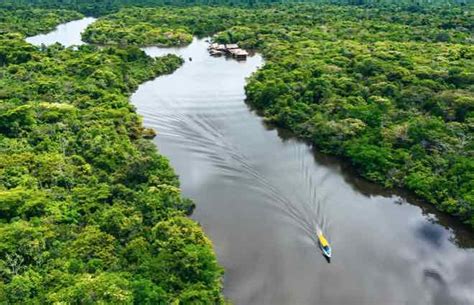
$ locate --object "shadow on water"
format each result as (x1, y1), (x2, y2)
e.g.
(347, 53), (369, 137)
(260, 119), (474, 249)
(27, 21), (474, 305)
(153, 97), (329, 255)
(135, 38), (474, 305)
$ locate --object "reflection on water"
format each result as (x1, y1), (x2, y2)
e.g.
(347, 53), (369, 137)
(26, 17), (96, 47)
(27, 20), (474, 305)
(133, 38), (474, 305)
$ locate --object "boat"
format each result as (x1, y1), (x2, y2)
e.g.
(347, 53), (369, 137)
(209, 49), (224, 57)
(317, 231), (332, 258)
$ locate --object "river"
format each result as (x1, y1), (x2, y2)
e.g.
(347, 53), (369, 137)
(25, 17), (96, 47)
(27, 18), (474, 305)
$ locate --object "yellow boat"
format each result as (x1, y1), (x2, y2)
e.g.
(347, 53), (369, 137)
(317, 231), (332, 258)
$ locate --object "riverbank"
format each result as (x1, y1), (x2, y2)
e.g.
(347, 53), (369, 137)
(5, 7), (474, 304)
(0, 15), (226, 304)
(218, 6), (474, 229)
(80, 5), (474, 229)
(0, 8), (83, 36)
(263, 120), (474, 240)
(131, 37), (474, 305)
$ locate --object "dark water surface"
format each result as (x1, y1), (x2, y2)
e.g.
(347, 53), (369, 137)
(28, 21), (474, 305)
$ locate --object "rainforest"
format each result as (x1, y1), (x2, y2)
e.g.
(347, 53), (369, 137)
(0, 1), (473, 304)
(73, 4), (473, 227)
(0, 8), (224, 304)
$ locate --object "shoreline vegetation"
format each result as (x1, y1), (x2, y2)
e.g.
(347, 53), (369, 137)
(0, 9), (226, 304)
(82, 18), (193, 46)
(0, 1), (472, 303)
(0, 9), (83, 36)
(81, 5), (473, 228)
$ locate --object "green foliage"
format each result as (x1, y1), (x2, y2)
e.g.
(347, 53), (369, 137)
(90, 4), (473, 227)
(1, 3), (473, 303)
(47, 272), (134, 304)
(0, 9), (83, 36)
(225, 4), (474, 226)
(1, 0), (470, 17)
(83, 16), (193, 46)
(0, 11), (225, 304)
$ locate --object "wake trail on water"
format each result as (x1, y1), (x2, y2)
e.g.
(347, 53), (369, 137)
(144, 107), (330, 248)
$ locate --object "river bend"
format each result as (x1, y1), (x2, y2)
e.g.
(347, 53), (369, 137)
(27, 19), (474, 305)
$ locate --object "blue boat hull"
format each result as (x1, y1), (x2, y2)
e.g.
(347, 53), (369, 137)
(320, 243), (332, 258)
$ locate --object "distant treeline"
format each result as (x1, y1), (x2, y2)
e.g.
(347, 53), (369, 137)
(0, 9), (82, 36)
(82, 5), (474, 228)
(1, 0), (471, 15)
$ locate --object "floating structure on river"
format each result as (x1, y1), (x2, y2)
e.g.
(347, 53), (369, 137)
(208, 43), (248, 60)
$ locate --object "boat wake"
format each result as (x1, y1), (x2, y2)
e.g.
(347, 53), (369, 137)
(142, 105), (331, 258)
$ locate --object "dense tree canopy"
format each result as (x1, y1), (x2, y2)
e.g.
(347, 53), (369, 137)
(220, 5), (474, 226)
(0, 9), (82, 36)
(0, 10), (226, 304)
(0, 2), (473, 303)
(84, 4), (474, 228)
(82, 11), (193, 46)
(0, 0), (470, 16)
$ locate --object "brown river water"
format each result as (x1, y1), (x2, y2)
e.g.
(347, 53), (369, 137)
(28, 19), (474, 305)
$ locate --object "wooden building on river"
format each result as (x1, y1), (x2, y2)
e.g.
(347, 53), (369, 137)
(208, 42), (248, 60)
